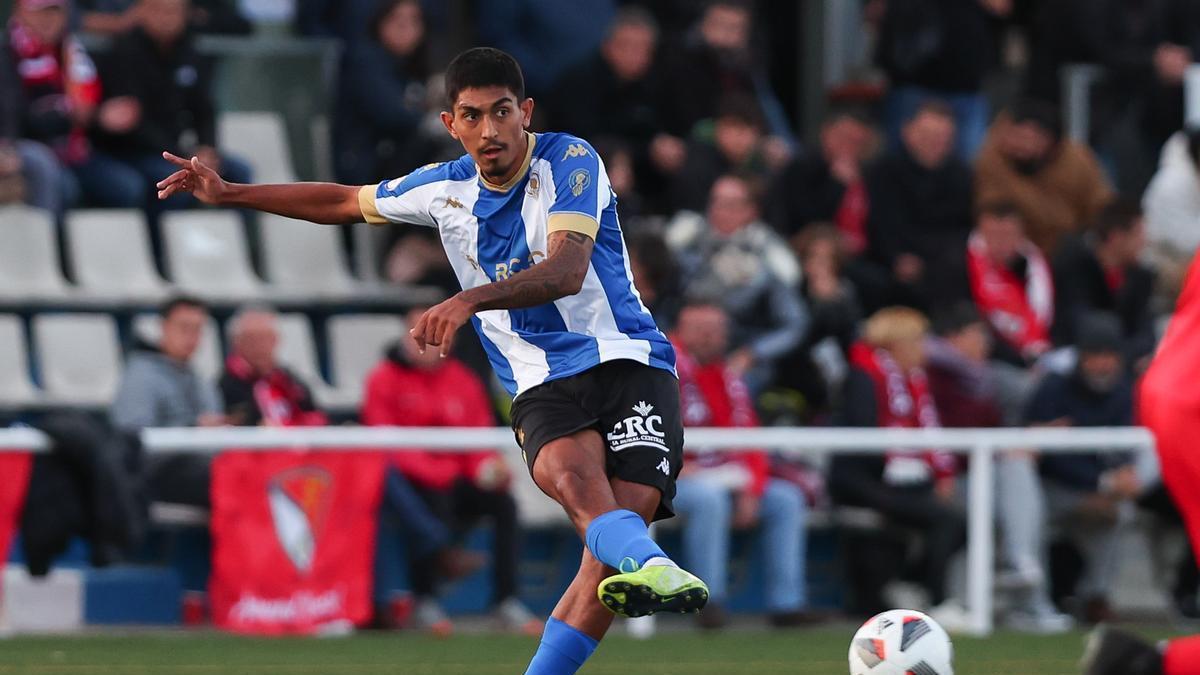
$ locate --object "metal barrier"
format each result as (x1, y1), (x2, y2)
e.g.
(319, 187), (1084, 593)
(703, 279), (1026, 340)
(0, 425), (1154, 636)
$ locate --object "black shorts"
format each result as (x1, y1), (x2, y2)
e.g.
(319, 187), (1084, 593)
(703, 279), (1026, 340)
(510, 359), (684, 521)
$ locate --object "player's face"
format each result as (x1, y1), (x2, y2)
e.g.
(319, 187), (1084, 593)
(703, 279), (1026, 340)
(441, 86), (534, 182)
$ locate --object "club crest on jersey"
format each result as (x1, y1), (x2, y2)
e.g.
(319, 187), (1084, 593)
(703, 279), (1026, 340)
(266, 466), (333, 574)
(526, 171), (540, 197)
(569, 169), (591, 197)
(562, 143), (590, 160)
(607, 401), (669, 453)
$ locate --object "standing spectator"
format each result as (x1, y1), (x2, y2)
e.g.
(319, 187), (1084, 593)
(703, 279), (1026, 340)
(656, 0), (792, 146)
(975, 100), (1114, 257)
(1052, 199), (1156, 367)
(669, 300), (815, 630)
(875, 0), (1011, 159)
(666, 174), (808, 393)
(361, 307), (540, 638)
(668, 96), (775, 213)
(926, 304), (1073, 633)
(110, 296), (224, 507)
(965, 202), (1055, 366)
(1142, 128), (1200, 298)
(767, 109), (877, 253)
(219, 306), (326, 427)
(1026, 312), (1139, 623)
(475, 0), (615, 97)
(864, 101), (974, 312)
(333, 0), (436, 186)
(5, 0), (145, 208)
(96, 0), (253, 214)
(829, 307), (967, 623)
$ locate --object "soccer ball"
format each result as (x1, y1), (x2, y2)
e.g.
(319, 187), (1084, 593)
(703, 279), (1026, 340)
(847, 609), (954, 675)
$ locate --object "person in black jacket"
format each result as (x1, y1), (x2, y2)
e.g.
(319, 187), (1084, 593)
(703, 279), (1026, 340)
(1051, 198), (1157, 370)
(1026, 312), (1139, 623)
(863, 100), (974, 313)
(95, 0), (251, 213)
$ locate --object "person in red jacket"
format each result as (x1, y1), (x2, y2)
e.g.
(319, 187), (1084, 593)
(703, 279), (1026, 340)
(362, 307), (540, 637)
(669, 299), (814, 629)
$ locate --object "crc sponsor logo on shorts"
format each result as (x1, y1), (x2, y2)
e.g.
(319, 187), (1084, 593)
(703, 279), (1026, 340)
(606, 401), (669, 453)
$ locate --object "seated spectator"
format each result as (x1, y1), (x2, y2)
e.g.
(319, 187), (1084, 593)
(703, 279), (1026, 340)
(926, 304), (1072, 632)
(966, 201), (1055, 366)
(0, 26), (69, 217)
(656, 0), (792, 148)
(975, 99), (1113, 257)
(670, 300), (815, 630)
(5, 0), (145, 208)
(475, 0), (615, 97)
(864, 100), (974, 312)
(767, 109), (877, 254)
(75, 0), (251, 35)
(1026, 312), (1139, 623)
(875, 0), (1010, 160)
(829, 307), (967, 622)
(362, 307), (540, 638)
(1052, 199), (1156, 368)
(219, 306), (326, 427)
(110, 296), (224, 507)
(1142, 128), (1200, 299)
(669, 96), (778, 213)
(95, 0), (253, 216)
(666, 174), (808, 393)
(333, 0), (437, 186)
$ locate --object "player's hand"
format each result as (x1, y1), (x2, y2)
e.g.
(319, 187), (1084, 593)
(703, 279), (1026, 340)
(157, 151), (228, 204)
(409, 294), (475, 358)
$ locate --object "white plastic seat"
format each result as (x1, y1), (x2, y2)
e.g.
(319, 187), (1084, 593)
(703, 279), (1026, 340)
(325, 314), (405, 409)
(33, 313), (122, 406)
(163, 210), (264, 302)
(0, 315), (40, 407)
(0, 206), (71, 302)
(132, 314), (223, 382)
(259, 213), (357, 298)
(65, 210), (169, 302)
(217, 111), (296, 184)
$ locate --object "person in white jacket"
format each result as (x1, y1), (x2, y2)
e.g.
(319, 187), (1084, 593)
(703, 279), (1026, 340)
(1143, 129), (1200, 298)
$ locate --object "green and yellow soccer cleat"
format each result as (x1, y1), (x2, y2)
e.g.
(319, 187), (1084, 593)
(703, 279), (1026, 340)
(598, 563), (709, 618)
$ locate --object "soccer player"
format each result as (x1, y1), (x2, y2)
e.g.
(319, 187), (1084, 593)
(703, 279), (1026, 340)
(156, 47), (708, 674)
(1081, 252), (1200, 675)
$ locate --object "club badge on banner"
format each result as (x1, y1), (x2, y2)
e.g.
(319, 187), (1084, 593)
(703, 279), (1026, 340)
(210, 451), (385, 634)
(0, 453), (32, 568)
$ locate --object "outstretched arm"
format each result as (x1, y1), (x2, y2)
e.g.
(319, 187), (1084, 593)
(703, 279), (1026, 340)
(155, 151), (364, 225)
(409, 229), (594, 356)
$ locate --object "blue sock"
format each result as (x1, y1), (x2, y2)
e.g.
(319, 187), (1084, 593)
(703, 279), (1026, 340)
(524, 617), (598, 675)
(584, 509), (667, 572)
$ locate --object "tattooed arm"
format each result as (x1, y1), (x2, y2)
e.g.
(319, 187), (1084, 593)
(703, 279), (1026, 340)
(409, 229), (594, 356)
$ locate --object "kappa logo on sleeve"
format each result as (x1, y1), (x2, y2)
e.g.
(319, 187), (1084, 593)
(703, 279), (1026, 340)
(607, 401), (669, 453)
(561, 143), (590, 160)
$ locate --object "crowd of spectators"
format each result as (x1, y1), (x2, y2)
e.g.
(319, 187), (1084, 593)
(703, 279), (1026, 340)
(10, 0), (1200, 635)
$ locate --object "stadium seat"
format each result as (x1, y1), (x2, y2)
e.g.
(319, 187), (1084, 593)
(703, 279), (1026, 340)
(325, 314), (405, 409)
(33, 313), (122, 406)
(0, 206), (72, 302)
(217, 111), (297, 184)
(163, 210), (264, 302)
(0, 315), (41, 407)
(259, 214), (357, 299)
(132, 314), (223, 382)
(65, 210), (169, 303)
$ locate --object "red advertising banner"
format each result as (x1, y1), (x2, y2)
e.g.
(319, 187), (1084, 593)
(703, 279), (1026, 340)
(209, 451), (386, 634)
(0, 454), (32, 569)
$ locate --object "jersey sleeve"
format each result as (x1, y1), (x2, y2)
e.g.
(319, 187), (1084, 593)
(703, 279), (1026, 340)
(547, 138), (608, 240)
(358, 172), (439, 228)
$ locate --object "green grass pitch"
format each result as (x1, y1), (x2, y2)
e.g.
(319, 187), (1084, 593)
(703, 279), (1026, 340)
(0, 628), (1176, 675)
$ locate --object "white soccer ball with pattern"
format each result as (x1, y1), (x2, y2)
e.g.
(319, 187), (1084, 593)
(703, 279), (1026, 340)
(847, 609), (954, 675)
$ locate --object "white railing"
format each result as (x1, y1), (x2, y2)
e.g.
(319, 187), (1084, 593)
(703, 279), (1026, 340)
(0, 425), (1154, 636)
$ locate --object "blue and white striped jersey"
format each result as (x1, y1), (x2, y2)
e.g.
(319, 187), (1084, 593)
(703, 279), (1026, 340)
(358, 131), (675, 397)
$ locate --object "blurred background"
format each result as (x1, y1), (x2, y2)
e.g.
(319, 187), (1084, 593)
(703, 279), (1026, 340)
(0, 0), (1199, 661)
